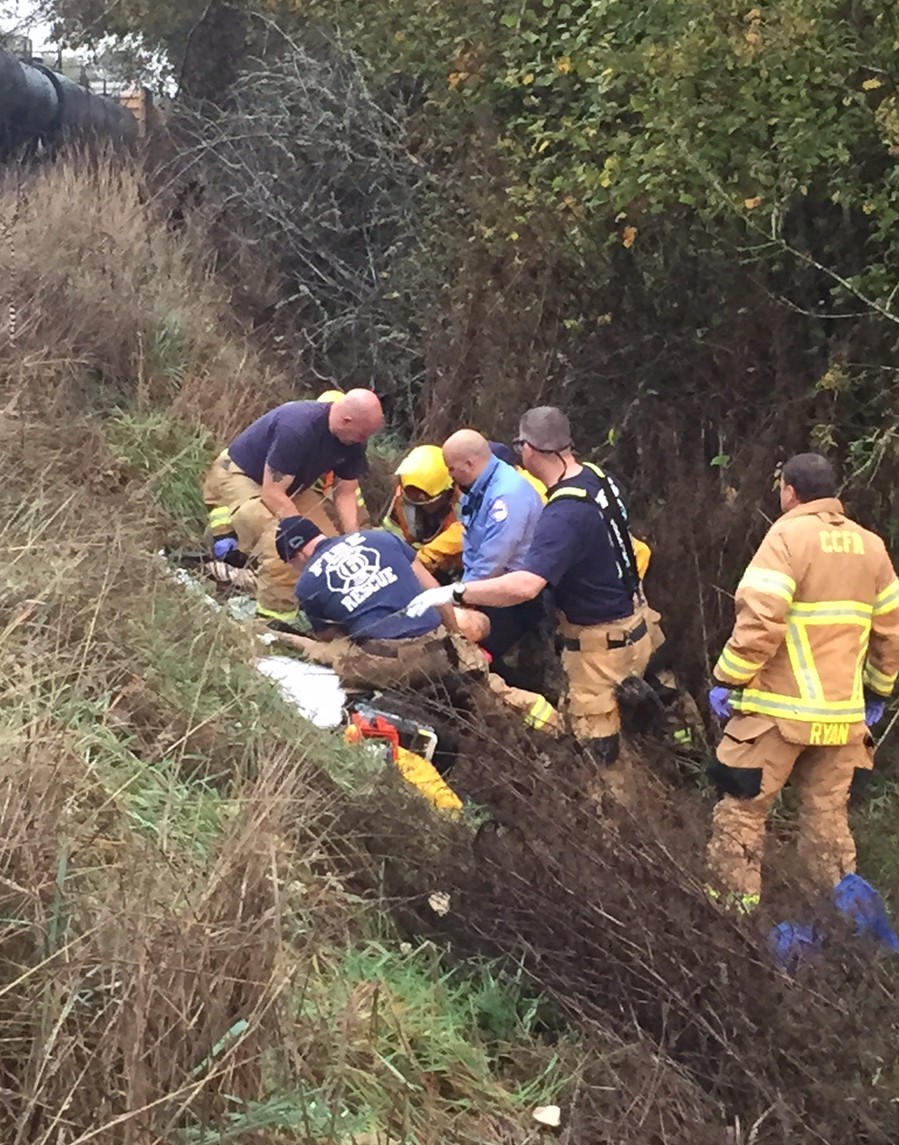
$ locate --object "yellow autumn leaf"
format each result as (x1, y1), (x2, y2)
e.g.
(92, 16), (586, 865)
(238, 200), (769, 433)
(745, 7), (761, 18)
(622, 225), (637, 249)
(448, 71), (466, 89)
(744, 195), (762, 209)
(863, 201), (876, 214)
(521, 72), (535, 85)
(555, 56), (572, 74)
(862, 78), (883, 91)
(599, 155), (620, 189)
(536, 138), (551, 153)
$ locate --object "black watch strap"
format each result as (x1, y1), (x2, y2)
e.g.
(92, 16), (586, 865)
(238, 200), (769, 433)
(452, 583), (467, 604)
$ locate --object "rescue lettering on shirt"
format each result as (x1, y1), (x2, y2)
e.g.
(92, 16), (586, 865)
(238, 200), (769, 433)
(819, 530), (865, 555)
(310, 534), (399, 614)
(808, 722), (850, 746)
(297, 530), (441, 640)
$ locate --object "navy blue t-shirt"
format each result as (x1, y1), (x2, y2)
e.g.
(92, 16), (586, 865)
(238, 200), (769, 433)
(522, 468), (634, 625)
(228, 401), (367, 495)
(296, 531), (441, 641)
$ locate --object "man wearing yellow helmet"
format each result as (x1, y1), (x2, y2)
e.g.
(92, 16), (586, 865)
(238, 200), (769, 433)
(382, 445), (463, 582)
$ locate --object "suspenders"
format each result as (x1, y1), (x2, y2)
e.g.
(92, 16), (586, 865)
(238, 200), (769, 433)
(548, 463), (641, 597)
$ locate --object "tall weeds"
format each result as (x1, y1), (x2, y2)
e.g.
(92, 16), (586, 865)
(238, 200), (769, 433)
(0, 156), (572, 1145)
(0, 156), (288, 438)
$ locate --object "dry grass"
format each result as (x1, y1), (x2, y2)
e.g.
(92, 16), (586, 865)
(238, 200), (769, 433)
(5, 151), (899, 1145)
(0, 157), (573, 1145)
(349, 687), (899, 1144)
(0, 155), (291, 439)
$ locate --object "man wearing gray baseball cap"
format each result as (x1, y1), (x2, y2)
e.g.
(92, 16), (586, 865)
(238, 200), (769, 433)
(408, 406), (648, 765)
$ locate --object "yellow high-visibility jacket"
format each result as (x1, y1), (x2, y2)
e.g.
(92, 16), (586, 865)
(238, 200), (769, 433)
(518, 466), (547, 501)
(714, 497), (899, 744)
(382, 489), (464, 577)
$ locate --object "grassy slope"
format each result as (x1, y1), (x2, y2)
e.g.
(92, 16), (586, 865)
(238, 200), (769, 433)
(0, 159), (574, 1145)
(5, 156), (899, 1145)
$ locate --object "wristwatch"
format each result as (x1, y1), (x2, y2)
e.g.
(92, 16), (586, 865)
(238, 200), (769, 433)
(452, 583), (467, 605)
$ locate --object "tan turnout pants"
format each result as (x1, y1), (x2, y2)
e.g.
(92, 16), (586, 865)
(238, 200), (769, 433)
(557, 612), (652, 739)
(708, 714), (871, 899)
(279, 626), (559, 732)
(202, 450), (339, 620)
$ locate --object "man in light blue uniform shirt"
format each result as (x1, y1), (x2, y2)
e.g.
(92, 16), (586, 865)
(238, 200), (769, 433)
(442, 429), (545, 662)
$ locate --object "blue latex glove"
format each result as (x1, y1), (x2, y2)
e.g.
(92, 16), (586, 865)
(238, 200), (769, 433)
(865, 695), (886, 727)
(213, 536), (238, 560)
(708, 685), (734, 721)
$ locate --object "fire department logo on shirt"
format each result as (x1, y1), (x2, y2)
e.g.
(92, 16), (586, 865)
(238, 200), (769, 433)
(319, 534), (398, 612)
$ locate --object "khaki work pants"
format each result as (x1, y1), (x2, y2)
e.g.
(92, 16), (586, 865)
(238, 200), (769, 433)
(202, 450), (339, 619)
(278, 626), (559, 731)
(557, 613), (652, 739)
(707, 714), (871, 899)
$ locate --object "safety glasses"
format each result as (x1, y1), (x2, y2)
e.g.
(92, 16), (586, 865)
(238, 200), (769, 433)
(513, 438), (569, 456)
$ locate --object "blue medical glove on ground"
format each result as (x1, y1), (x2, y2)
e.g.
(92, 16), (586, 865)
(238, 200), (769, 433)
(768, 922), (824, 975)
(833, 873), (899, 952)
(708, 686), (734, 721)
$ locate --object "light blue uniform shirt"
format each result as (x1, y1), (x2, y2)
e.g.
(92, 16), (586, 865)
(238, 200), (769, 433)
(460, 456), (544, 582)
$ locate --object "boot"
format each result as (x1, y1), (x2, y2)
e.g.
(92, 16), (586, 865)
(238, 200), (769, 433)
(583, 734), (620, 765)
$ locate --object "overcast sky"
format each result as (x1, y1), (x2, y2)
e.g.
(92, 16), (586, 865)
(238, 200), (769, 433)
(1, 0), (58, 50)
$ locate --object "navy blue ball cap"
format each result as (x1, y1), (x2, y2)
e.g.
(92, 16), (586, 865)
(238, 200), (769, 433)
(275, 516), (323, 562)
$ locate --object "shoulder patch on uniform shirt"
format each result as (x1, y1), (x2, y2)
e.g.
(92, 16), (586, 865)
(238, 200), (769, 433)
(491, 498), (509, 523)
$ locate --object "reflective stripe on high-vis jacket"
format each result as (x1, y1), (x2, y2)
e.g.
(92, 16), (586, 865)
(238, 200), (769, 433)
(714, 646), (764, 685)
(874, 578), (899, 617)
(727, 596), (876, 723)
(524, 696), (556, 731)
(865, 661), (899, 695)
(208, 505), (233, 532)
(738, 566), (796, 603)
(733, 689), (865, 722)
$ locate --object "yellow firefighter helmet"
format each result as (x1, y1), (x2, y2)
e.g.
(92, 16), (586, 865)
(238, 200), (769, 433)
(395, 444), (453, 499)
(317, 389), (345, 402)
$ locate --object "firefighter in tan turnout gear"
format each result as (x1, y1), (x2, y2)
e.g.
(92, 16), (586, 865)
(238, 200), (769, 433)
(707, 453), (899, 909)
(406, 406), (651, 766)
(202, 390), (383, 623)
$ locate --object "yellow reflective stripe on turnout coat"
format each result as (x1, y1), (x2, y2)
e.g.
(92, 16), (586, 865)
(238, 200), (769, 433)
(714, 497), (899, 737)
